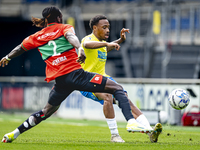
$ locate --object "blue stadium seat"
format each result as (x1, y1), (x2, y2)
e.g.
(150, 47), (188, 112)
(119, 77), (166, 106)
(25, 0), (57, 3)
(170, 16), (199, 30)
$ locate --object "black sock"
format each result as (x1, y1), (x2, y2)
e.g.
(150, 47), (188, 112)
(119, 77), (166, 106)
(18, 110), (46, 134)
(113, 90), (134, 121)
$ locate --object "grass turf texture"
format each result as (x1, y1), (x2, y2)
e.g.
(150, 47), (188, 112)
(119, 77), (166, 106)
(0, 112), (200, 150)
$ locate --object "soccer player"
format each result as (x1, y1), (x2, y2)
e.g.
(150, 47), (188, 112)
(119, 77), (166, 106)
(0, 6), (150, 143)
(80, 15), (162, 143)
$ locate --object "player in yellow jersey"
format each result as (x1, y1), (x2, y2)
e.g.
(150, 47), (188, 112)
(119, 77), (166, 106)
(80, 15), (162, 143)
(81, 33), (110, 77)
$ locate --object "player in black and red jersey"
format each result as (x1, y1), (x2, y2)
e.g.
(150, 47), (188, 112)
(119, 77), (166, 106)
(0, 6), (151, 143)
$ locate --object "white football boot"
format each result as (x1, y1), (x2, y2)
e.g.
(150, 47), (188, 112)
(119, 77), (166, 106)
(2, 132), (15, 143)
(111, 134), (125, 143)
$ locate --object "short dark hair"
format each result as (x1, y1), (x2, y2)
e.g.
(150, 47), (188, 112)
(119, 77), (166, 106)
(89, 15), (107, 30)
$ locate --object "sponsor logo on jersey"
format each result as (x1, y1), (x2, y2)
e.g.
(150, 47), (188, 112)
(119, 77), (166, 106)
(97, 51), (107, 60)
(37, 29), (60, 40)
(90, 74), (103, 84)
(52, 56), (67, 65)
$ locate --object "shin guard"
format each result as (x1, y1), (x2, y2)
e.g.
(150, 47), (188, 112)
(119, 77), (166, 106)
(18, 110), (46, 134)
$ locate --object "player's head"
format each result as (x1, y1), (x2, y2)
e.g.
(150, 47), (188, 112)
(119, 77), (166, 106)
(89, 15), (110, 41)
(42, 6), (62, 23)
(32, 6), (62, 28)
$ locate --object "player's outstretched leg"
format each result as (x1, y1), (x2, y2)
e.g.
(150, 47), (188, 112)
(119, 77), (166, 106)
(126, 99), (153, 133)
(2, 110), (47, 143)
(148, 123), (162, 143)
(2, 103), (59, 143)
(103, 79), (152, 133)
(113, 90), (151, 133)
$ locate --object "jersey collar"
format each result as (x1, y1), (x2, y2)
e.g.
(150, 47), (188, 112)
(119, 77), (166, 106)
(47, 23), (58, 27)
(91, 33), (99, 41)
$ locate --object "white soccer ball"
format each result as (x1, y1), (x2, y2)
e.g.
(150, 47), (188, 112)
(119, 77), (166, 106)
(168, 88), (190, 110)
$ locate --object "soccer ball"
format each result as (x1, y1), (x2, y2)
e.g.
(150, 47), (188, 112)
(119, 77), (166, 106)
(168, 88), (190, 110)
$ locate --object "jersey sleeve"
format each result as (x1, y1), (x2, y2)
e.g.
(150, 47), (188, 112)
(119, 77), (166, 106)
(63, 24), (76, 37)
(81, 35), (93, 48)
(21, 34), (37, 51)
(84, 35), (93, 42)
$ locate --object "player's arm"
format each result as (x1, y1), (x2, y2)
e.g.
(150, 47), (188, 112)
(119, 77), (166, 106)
(83, 41), (120, 51)
(107, 28), (130, 52)
(0, 45), (25, 67)
(83, 41), (107, 49)
(65, 32), (86, 64)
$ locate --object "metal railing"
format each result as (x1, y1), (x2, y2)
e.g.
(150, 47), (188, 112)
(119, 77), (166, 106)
(1, 76), (200, 84)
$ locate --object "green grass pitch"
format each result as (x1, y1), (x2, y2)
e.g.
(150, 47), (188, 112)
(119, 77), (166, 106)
(0, 112), (200, 150)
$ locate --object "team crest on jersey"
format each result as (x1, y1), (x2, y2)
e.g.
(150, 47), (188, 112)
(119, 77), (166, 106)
(90, 74), (103, 84)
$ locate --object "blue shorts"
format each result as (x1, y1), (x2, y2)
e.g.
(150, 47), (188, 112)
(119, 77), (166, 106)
(80, 76), (126, 105)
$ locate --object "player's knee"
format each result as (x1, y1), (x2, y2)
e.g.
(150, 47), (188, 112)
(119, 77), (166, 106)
(103, 94), (113, 103)
(115, 84), (123, 91)
(106, 79), (123, 92)
(108, 85), (123, 94)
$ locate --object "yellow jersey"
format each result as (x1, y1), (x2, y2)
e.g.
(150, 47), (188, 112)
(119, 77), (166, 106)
(81, 33), (109, 77)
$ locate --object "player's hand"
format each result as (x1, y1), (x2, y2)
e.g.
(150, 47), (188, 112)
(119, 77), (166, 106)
(0, 57), (10, 67)
(120, 28), (130, 42)
(107, 43), (120, 51)
(77, 47), (86, 64)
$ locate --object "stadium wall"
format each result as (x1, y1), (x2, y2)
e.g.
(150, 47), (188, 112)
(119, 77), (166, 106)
(0, 77), (200, 125)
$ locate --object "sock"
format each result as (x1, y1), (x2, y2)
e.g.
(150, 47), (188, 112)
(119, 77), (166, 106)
(12, 128), (20, 139)
(18, 110), (46, 134)
(127, 118), (138, 124)
(113, 90), (134, 121)
(136, 114), (153, 129)
(106, 118), (119, 135)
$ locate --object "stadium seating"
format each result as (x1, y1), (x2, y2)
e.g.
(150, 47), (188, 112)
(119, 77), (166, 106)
(151, 45), (199, 78)
(0, 0), (22, 17)
(1, 0), (200, 79)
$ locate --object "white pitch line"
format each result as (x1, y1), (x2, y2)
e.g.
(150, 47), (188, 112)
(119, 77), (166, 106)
(46, 121), (89, 126)
(11, 119), (23, 122)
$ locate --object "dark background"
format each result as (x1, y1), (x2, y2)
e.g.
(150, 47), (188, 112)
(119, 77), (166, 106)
(0, 19), (51, 76)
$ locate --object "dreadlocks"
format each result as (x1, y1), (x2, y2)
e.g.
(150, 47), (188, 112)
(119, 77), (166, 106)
(32, 6), (61, 28)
